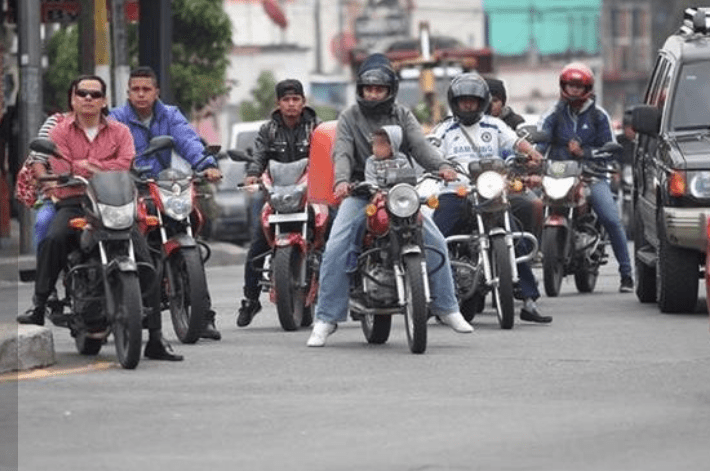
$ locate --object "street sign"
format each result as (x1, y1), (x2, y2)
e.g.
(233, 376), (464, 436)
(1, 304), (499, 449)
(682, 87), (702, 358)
(3, 0), (139, 24)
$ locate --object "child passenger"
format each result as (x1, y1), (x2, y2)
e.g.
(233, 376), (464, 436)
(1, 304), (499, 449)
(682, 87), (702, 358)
(364, 125), (413, 187)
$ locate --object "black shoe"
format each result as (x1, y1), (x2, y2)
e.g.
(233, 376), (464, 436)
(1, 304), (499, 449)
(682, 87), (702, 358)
(17, 305), (45, 326)
(520, 307), (552, 323)
(201, 310), (221, 340)
(144, 337), (184, 361)
(237, 299), (261, 327)
(619, 275), (634, 293)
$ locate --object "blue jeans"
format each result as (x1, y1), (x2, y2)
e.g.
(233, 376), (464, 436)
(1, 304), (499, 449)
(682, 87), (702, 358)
(433, 194), (540, 300)
(314, 196), (459, 324)
(588, 180), (632, 278)
(34, 200), (56, 248)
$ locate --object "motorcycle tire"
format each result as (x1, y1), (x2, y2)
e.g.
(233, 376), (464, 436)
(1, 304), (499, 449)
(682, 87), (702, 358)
(542, 227), (565, 297)
(361, 314), (392, 345)
(460, 292), (485, 322)
(74, 331), (103, 356)
(490, 235), (515, 330)
(273, 245), (308, 331)
(110, 271), (143, 370)
(167, 247), (209, 344)
(402, 253), (428, 354)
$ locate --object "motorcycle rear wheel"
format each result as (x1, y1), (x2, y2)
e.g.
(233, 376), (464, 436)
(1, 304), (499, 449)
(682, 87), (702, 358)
(542, 227), (564, 297)
(111, 271), (143, 370)
(273, 245), (308, 331)
(403, 253), (427, 354)
(490, 235), (515, 330)
(168, 248), (209, 344)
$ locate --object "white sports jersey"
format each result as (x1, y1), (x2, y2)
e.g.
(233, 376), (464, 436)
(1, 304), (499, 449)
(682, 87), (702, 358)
(430, 115), (518, 192)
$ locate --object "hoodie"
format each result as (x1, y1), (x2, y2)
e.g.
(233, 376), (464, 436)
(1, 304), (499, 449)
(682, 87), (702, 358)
(364, 125), (412, 187)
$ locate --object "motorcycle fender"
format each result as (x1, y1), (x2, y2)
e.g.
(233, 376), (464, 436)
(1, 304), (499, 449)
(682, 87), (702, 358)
(544, 214), (569, 229)
(164, 233), (197, 257)
(106, 256), (137, 275)
(488, 227), (507, 238)
(274, 233), (307, 252)
(400, 244), (422, 256)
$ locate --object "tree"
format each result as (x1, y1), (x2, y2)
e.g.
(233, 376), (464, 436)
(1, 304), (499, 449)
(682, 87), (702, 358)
(43, 26), (79, 113)
(240, 71), (277, 121)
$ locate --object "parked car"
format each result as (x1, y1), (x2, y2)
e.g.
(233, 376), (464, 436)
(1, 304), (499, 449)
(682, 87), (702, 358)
(631, 7), (710, 313)
(205, 120), (267, 244)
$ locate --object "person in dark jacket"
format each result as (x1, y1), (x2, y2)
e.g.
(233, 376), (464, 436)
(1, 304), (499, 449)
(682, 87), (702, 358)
(484, 77), (525, 130)
(236, 79), (322, 327)
(537, 62), (633, 293)
(110, 66), (224, 341)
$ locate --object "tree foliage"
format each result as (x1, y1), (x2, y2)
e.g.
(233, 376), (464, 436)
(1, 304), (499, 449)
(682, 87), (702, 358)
(43, 26), (79, 114)
(240, 71), (277, 121)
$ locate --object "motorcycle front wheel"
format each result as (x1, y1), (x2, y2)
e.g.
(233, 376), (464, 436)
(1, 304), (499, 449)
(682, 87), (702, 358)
(361, 314), (392, 344)
(273, 245), (308, 331)
(542, 227), (565, 297)
(490, 235), (515, 330)
(111, 271), (143, 369)
(402, 253), (427, 354)
(167, 247), (209, 344)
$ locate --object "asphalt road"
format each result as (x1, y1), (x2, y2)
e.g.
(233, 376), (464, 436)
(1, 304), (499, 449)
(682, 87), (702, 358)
(2, 254), (710, 471)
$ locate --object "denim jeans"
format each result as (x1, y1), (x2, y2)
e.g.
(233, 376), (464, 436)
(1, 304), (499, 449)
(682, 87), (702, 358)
(34, 200), (56, 248)
(314, 195), (459, 324)
(433, 193), (540, 300)
(588, 180), (632, 278)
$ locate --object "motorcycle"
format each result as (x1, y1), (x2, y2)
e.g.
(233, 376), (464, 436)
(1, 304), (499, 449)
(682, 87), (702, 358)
(230, 152), (329, 331)
(347, 166), (441, 354)
(440, 157), (538, 329)
(135, 139), (218, 344)
(26, 137), (172, 369)
(538, 142), (623, 296)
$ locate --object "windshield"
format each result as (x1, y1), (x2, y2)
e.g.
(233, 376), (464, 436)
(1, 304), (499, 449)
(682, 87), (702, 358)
(670, 61), (710, 131)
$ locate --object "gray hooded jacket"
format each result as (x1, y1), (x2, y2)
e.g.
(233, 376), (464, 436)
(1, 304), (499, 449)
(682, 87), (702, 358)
(364, 125), (412, 186)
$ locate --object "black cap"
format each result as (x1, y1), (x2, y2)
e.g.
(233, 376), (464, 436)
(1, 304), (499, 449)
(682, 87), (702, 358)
(484, 78), (507, 105)
(276, 79), (304, 99)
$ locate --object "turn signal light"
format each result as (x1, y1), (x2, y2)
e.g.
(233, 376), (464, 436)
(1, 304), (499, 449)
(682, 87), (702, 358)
(456, 186), (468, 198)
(365, 204), (377, 217)
(668, 171), (687, 197)
(144, 215), (160, 228)
(426, 195), (439, 209)
(510, 179), (524, 192)
(68, 218), (88, 230)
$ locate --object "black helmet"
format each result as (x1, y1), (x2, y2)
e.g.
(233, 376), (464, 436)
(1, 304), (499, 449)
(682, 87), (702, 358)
(356, 53), (399, 116)
(447, 72), (490, 126)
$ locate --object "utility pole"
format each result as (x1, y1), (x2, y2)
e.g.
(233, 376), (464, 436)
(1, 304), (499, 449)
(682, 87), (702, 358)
(17, 0), (43, 254)
(111, 0), (130, 107)
(79, 0), (95, 74)
(139, 0), (172, 102)
(95, 0), (112, 104)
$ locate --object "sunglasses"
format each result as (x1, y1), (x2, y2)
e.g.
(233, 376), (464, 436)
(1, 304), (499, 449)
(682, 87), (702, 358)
(75, 89), (104, 99)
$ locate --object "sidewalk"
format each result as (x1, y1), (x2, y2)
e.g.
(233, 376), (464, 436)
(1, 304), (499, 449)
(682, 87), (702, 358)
(0, 217), (246, 374)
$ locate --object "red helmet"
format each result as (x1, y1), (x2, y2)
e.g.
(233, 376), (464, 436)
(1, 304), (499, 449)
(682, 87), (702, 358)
(559, 62), (594, 106)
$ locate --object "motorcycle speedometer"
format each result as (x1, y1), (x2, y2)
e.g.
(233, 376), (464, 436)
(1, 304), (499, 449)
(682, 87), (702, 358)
(387, 183), (420, 218)
(98, 202), (135, 230)
(476, 171), (505, 200)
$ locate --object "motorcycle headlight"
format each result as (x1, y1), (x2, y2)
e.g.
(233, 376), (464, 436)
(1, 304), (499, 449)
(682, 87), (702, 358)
(160, 188), (193, 221)
(270, 183), (307, 213)
(542, 176), (576, 200)
(98, 202), (135, 230)
(387, 183), (420, 218)
(689, 171), (710, 198)
(476, 171), (505, 200)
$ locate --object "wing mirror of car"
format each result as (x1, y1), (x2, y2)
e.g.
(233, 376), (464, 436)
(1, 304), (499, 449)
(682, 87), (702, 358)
(227, 149), (250, 162)
(630, 105), (660, 137)
(142, 136), (175, 156)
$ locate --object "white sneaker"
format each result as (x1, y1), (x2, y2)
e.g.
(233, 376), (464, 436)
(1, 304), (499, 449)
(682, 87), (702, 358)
(307, 320), (338, 347)
(440, 312), (474, 333)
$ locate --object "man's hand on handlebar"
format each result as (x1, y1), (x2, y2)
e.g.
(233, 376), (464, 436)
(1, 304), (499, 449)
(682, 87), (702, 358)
(334, 181), (351, 200)
(438, 166), (458, 182)
(204, 167), (222, 183)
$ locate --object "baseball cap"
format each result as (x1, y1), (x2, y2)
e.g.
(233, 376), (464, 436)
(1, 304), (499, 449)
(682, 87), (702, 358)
(276, 79), (304, 99)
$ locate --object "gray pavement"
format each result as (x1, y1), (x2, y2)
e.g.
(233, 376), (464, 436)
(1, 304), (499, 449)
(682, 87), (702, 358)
(0, 217), (247, 373)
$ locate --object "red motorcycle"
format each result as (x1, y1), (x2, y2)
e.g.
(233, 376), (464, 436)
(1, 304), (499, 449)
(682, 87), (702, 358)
(232, 153), (329, 331)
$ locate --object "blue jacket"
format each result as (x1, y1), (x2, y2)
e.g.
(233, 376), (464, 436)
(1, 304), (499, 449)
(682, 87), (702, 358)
(536, 98), (616, 161)
(109, 100), (216, 176)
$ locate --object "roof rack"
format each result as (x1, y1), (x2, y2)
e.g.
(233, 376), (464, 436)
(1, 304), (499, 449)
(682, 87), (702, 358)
(679, 7), (710, 35)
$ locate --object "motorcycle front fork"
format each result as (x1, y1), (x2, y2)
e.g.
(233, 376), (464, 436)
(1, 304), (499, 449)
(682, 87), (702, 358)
(476, 212), (520, 289)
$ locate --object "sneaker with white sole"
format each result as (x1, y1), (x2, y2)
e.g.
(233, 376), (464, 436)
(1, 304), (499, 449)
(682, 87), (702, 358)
(439, 311), (474, 333)
(307, 320), (338, 347)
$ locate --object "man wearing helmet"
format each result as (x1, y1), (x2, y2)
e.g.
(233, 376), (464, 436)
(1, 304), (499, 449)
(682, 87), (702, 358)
(306, 53), (473, 347)
(430, 72), (551, 324)
(537, 62), (633, 293)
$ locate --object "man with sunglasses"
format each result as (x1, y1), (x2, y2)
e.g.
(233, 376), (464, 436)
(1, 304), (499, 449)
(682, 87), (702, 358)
(110, 66), (223, 341)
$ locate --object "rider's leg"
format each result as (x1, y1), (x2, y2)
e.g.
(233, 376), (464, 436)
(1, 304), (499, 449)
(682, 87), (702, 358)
(588, 180), (632, 279)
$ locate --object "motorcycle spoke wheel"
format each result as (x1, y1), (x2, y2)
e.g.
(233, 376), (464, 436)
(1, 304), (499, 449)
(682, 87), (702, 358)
(111, 272), (143, 370)
(491, 235), (515, 330)
(168, 248), (209, 344)
(273, 246), (307, 331)
(402, 253), (427, 354)
(361, 313), (392, 344)
(542, 227), (564, 297)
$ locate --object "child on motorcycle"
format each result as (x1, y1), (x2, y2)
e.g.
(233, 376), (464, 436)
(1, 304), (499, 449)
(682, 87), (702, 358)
(364, 126), (412, 187)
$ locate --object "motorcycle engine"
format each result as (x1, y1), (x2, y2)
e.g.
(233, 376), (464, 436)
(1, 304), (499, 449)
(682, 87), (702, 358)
(363, 266), (397, 304)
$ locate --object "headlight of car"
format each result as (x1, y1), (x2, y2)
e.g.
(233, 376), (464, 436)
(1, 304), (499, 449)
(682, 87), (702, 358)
(98, 202), (135, 230)
(688, 171), (710, 198)
(160, 188), (193, 221)
(476, 171), (505, 200)
(270, 183), (307, 213)
(387, 183), (420, 218)
(542, 176), (576, 200)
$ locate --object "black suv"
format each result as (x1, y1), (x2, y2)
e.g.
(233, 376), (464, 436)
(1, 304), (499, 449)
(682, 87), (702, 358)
(631, 7), (710, 312)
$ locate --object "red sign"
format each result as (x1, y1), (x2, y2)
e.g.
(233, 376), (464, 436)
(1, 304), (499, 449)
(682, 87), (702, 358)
(3, 1), (140, 24)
